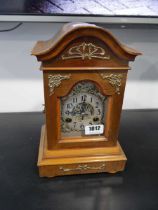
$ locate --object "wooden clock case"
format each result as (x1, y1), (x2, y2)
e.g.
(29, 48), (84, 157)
(32, 23), (141, 177)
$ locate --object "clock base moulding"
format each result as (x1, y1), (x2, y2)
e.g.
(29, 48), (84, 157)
(38, 125), (127, 177)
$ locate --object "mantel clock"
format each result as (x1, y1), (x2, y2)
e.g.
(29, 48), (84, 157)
(32, 23), (141, 177)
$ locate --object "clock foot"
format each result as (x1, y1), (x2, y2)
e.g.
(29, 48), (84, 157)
(37, 125), (127, 178)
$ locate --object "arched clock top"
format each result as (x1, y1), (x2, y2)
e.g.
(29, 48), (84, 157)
(32, 22), (141, 63)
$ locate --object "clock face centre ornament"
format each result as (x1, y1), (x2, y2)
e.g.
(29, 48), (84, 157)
(32, 23), (141, 177)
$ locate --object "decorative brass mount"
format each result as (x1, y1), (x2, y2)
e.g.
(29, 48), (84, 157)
(48, 74), (71, 95)
(59, 163), (106, 172)
(62, 42), (110, 60)
(100, 73), (123, 94)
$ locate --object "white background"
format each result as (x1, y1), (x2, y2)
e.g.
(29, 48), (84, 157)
(0, 22), (158, 113)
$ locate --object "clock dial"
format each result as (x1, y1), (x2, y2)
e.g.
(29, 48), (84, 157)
(61, 81), (107, 136)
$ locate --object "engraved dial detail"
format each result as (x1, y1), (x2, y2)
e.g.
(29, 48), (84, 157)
(61, 81), (107, 136)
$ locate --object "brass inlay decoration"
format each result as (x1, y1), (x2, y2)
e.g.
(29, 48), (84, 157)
(59, 163), (106, 172)
(62, 42), (110, 60)
(100, 73), (123, 94)
(48, 74), (71, 95)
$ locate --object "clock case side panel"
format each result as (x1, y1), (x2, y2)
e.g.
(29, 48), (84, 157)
(43, 70), (128, 150)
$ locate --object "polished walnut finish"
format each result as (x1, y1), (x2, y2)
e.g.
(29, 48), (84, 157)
(32, 23), (141, 177)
